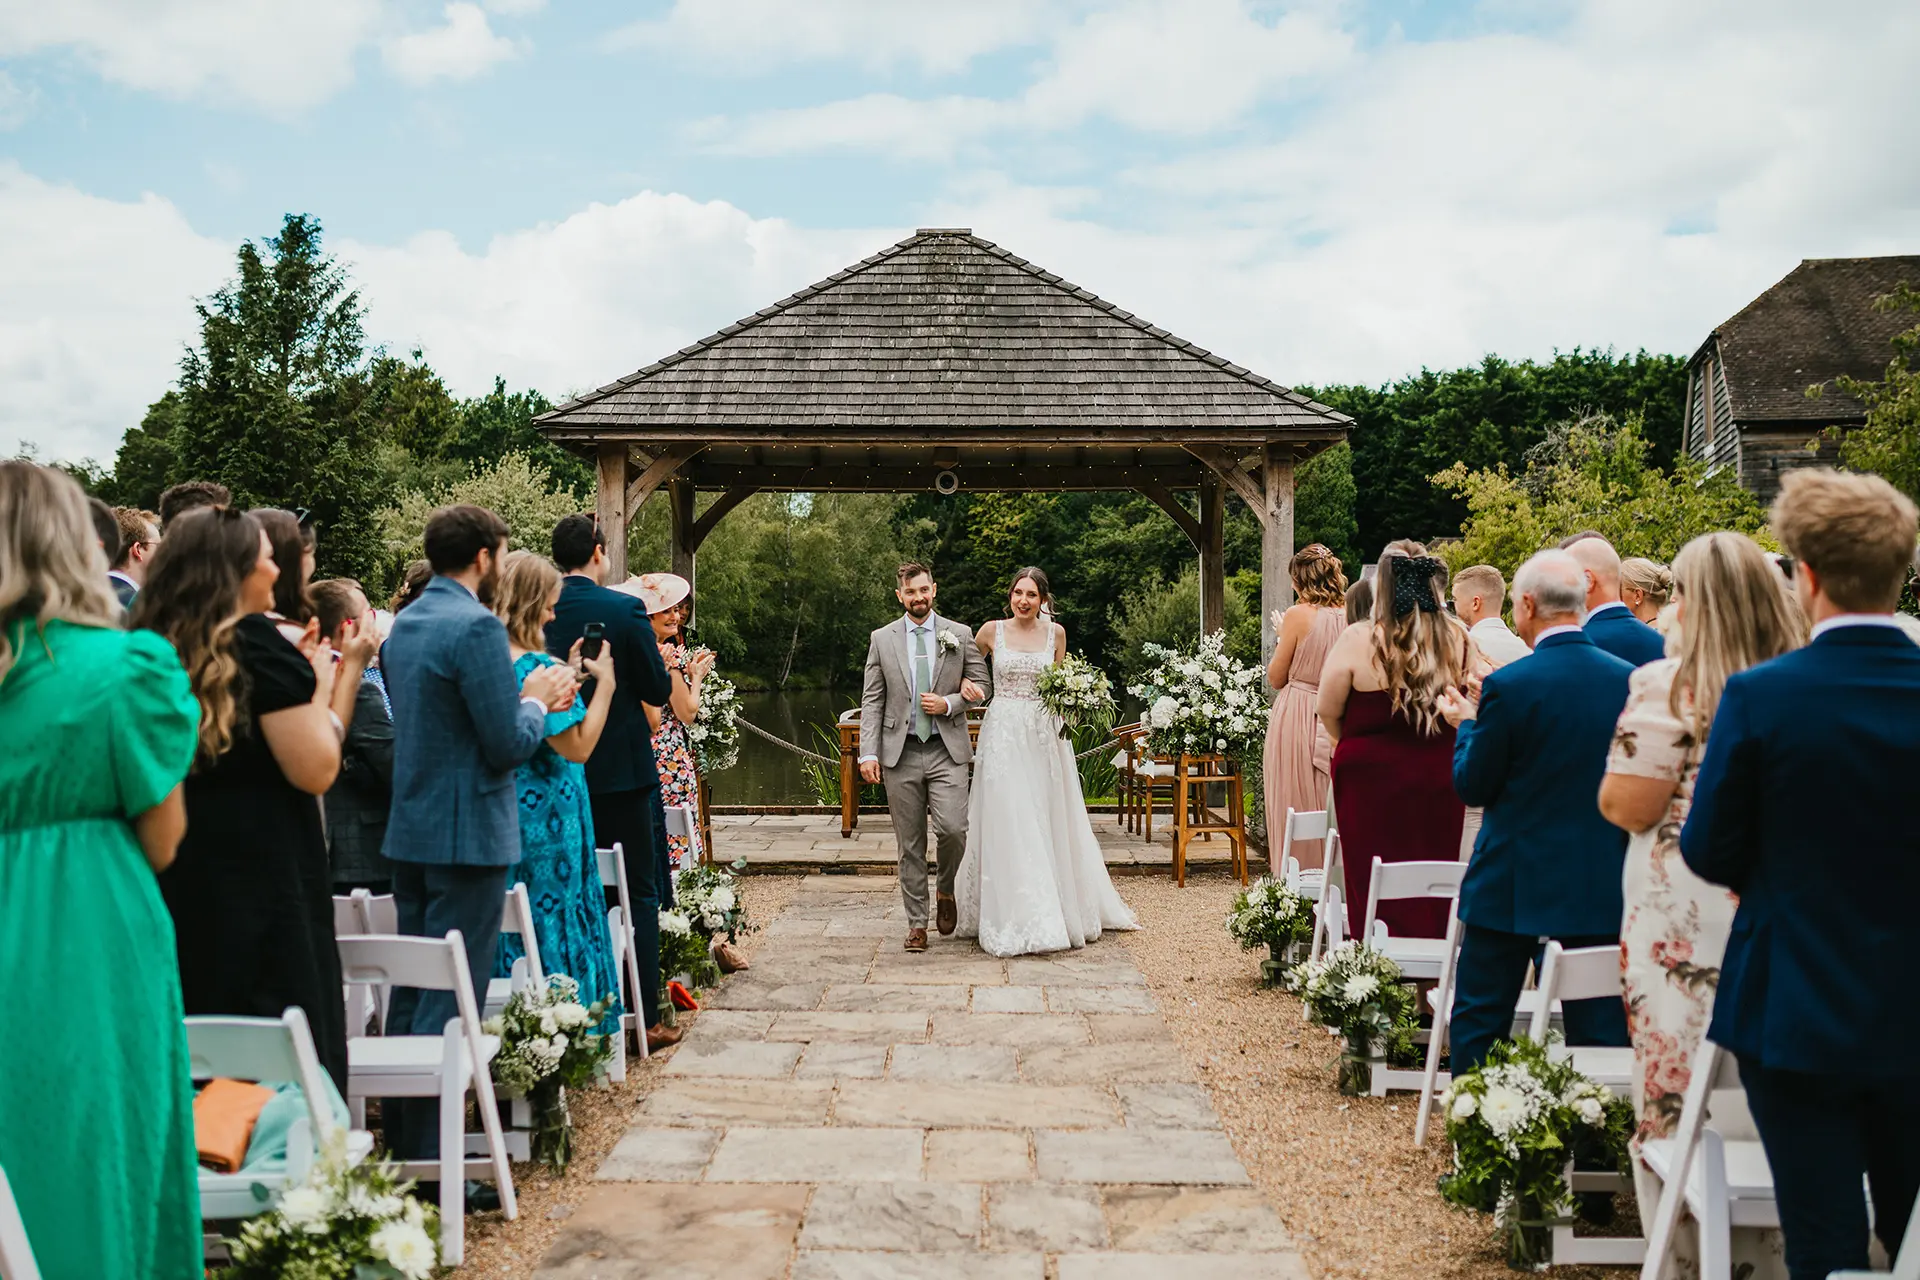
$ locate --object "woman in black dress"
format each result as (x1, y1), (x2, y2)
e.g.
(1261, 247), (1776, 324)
(135, 507), (351, 1087)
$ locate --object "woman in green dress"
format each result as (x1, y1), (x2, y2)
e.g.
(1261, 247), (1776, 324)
(0, 462), (202, 1278)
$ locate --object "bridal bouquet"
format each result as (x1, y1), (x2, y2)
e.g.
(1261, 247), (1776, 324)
(485, 974), (616, 1171)
(1127, 631), (1265, 759)
(1225, 877), (1315, 980)
(675, 861), (754, 943)
(1036, 652), (1118, 738)
(1286, 940), (1420, 1094)
(1438, 1036), (1633, 1269)
(226, 1139), (439, 1279)
(690, 669), (741, 773)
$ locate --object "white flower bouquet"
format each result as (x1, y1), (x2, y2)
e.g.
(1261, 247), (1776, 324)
(658, 905), (721, 992)
(1285, 940), (1420, 1094)
(484, 974), (616, 1172)
(1126, 631), (1266, 759)
(1035, 652), (1118, 739)
(225, 1139), (440, 1279)
(690, 668), (741, 773)
(1438, 1036), (1634, 1269)
(674, 862), (754, 943)
(1225, 877), (1315, 981)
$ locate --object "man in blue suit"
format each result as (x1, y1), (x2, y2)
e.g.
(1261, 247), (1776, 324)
(1562, 533), (1666, 666)
(381, 504), (575, 1169)
(544, 515), (677, 1049)
(1682, 470), (1920, 1280)
(1441, 548), (1635, 1074)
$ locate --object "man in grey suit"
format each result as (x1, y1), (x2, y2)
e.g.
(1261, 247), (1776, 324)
(859, 562), (990, 951)
(379, 504), (574, 1172)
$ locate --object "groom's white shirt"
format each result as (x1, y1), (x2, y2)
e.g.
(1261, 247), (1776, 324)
(858, 613), (962, 764)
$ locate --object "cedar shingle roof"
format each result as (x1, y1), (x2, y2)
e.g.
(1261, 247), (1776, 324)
(537, 229), (1350, 437)
(1712, 256), (1920, 424)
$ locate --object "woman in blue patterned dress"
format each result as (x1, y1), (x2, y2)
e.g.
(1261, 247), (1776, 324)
(492, 551), (624, 1032)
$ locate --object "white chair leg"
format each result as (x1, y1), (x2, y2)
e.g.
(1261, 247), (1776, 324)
(1415, 921), (1461, 1147)
(606, 1020), (628, 1084)
(438, 1028), (465, 1267)
(469, 1036), (518, 1221)
(1697, 1130), (1731, 1280)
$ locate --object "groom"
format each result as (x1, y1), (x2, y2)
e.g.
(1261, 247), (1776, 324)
(859, 562), (991, 952)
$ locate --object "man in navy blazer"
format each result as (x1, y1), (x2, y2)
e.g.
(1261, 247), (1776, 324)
(1441, 548), (1635, 1074)
(1682, 470), (1920, 1280)
(544, 515), (675, 1046)
(1562, 533), (1666, 666)
(381, 505), (574, 1167)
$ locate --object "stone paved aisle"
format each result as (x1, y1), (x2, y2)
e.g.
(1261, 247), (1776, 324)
(531, 874), (1308, 1279)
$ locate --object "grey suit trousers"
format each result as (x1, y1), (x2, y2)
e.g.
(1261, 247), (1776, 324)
(885, 735), (969, 927)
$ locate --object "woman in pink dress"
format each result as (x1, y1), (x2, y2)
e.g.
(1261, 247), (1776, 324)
(1262, 545), (1348, 872)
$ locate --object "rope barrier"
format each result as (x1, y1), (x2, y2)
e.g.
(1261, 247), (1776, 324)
(733, 715), (1117, 766)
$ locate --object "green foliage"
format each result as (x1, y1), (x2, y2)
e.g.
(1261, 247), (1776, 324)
(376, 451), (588, 586)
(1828, 282), (1920, 501)
(1294, 442), (1361, 569)
(1111, 568), (1251, 687)
(1433, 411), (1772, 582)
(96, 391), (183, 508)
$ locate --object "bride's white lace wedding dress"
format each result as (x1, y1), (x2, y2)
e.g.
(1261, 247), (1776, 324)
(956, 619), (1139, 957)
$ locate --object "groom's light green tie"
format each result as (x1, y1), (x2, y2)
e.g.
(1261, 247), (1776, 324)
(913, 624), (933, 742)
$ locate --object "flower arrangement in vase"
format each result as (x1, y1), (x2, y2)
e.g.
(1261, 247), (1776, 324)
(689, 669), (741, 773)
(485, 974), (616, 1172)
(1286, 940), (1420, 1094)
(225, 1139), (440, 1279)
(1225, 877), (1315, 984)
(1127, 631), (1265, 760)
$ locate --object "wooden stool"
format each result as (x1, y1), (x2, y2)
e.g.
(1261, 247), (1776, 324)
(697, 776), (714, 865)
(1172, 754), (1248, 887)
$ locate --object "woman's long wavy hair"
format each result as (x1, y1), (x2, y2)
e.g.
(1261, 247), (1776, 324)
(1290, 544), (1348, 608)
(1669, 532), (1806, 739)
(0, 461), (123, 685)
(133, 506), (265, 766)
(1369, 539), (1467, 735)
(493, 550), (561, 652)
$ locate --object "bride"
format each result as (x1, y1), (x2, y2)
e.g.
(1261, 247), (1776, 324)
(956, 566), (1138, 957)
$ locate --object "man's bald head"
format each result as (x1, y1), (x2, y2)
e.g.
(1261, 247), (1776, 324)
(1562, 534), (1622, 610)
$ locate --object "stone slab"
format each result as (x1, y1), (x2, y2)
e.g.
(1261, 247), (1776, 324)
(824, 917), (901, 938)
(985, 1183), (1107, 1251)
(1044, 985), (1159, 1015)
(1116, 1082), (1224, 1130)
(867, 957), (1010, 987)
(767, 917), (829, 936)
(923, 1129), (1033, 1182)
(821, 983), (972, 1013)
(795, 1042), (890, 1079)
(706, 1126), (925, 1183)
(798, 1182), (983, 1251)
(662, 1039), (802, 1078)
(705, 981), (828, 1012)
(1007, 958), (1147, 988)
(887, 1044), (1021, 1083)
(1086, 1014), (1173, 1044)
(747, 956), (875, 984)
(791, 1254), (1045, 1280)
(834, 1081), (1118, 1129)
(683, 1010), (779, 1041)
(930, 1013), (1091, 1048)
(768, 1011), (932, 1044)
(1018, 1043), (1196, 1084)
(532, 1182), (807, 1279)
(640, 1078), (834, 1127)
(594, 1127), (719, 1182)
(1056, 1255), (1310, 1280)
(969, 985), (1047, 1014)
(1033, 1130), (1251, 1185)
(1101, 1186), (1298, 1253)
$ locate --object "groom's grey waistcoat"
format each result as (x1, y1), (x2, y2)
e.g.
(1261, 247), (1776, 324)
(858, 614), (992, 767)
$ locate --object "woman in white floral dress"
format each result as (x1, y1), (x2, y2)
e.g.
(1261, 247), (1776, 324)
(1599, 532), (1803, 1274)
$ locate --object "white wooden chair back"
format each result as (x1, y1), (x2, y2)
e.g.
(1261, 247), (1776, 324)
(0, 1164), (42, 1280)
(1361, 858), (1467, 942)
(1414, 902), (1465, 1146)
(1278, 808), (1332, 899)
(1307, 829), (1347, 961)
(1528, 942), (1622, 1039)
(502, 881), (545, 988)
(662, 803), (707, 866)
(356, 891), (398, 935)
(597, 843), (649, 1062)
(1640, 1040), (1747, 1280)
(332, 894), (365, 938)
(185, 1009), (339, 1180)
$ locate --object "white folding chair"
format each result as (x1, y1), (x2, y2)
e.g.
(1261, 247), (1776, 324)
(337, 932), (517, 1266)
(1640, 1040), (1780, 1280)
(597, 842), (649, 1072)
(1530, 942), (1635, 1095)
(186, 1008), (376, 1221)
(662, 803), (707, 868)
(1414, 903), (1466, 1144)
(0, 1164), (41, 1280)
(483, 883), (544, 1021)
(1360, 857), (1465, 982)
(1277, 808), (1332, 900)
(1833, 1192), (1920, 1280)
(354, 891), (398, 935)
(1307, 829), (1348, 963)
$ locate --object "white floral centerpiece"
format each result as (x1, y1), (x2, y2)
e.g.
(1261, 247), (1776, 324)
(1225, 877), (1315, 982)
(485, 974), (616, 1172)
(1127, 631), (1265, 760)
(1438, 1036), (1634, 1270)
(1286, 940), (1420, 1095)
(675, 862), (754, 944)
(658, 905), (720, 995)
(1035, 652), (1118, 739)
(690, 667), (741, 773)
(225, 1140), (440, 1279)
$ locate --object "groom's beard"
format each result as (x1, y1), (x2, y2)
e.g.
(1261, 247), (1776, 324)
(905, 602), (932, 620)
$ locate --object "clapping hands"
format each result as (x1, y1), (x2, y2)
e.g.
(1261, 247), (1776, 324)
(1437, 673), (1483, 727)
(524, 660), (578, 712)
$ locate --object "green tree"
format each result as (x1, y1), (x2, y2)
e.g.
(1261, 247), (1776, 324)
(1110, 567), (1251, 685)
(448, 379), (587, 493)
(1827, 283), (1920, 500)
(376, 451), (589, 589)
(1294, 442), (1360, 569)
(97, 391), (184, 508)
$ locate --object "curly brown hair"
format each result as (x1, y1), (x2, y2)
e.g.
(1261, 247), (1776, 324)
(1290, 544), (1348, 608)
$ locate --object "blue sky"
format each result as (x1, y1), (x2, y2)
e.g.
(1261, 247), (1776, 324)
(2, 0), (1915, 462)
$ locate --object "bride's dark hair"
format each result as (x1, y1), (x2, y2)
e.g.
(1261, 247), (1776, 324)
(1007, 566), (1053, 615)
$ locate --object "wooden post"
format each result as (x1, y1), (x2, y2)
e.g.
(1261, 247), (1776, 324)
(1260, 444), (1297, 659)
(1197, 471), (1226, 636)
(596, 444), (630, 581)
(668, 477), (696, 623)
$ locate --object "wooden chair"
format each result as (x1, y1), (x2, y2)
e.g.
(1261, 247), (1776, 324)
(1108, 723), (1143, 831)
(1639, 1041), (1781, 1280)
(597, 842), (650, 1066)
(0, 1164), (42, 1280)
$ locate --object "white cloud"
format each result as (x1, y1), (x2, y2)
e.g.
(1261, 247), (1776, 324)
(383, 2), (521, 86)
(0, 70), (34, 129)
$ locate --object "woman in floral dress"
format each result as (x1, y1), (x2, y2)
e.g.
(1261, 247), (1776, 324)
(1599, 532), (1802, 1273)
(627, 577), (716, 870)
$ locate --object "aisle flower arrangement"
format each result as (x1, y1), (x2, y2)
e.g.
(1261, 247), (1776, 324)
(1225, 877), (1315, 983)
(1438, 1036), (1633, 1270)
(226, 1141), (440, 1279)
(1128, 631), (1266, 759)
(675, 861), (755, 944)
(485, 974), (616, 1172)
(1036, 652), (1118, 739)
(658, 905), (721, 991)
(690, 668), (741, 773)
(1286, 941), (1420, 1094)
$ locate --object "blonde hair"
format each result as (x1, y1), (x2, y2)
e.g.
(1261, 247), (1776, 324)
(1452, 564), (1506, 612)
(1369, 539), (1467, 735)
(494, 550), (561, 651)
(0, 462), (123, 686)
(1620, 557), (1674, 609)
(1669, 532), (1808, 739)
(1771, 469), (1919, 612)
(1290, 544), (1348, 608)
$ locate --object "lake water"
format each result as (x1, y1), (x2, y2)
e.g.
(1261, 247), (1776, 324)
(708, 689), (860, 805)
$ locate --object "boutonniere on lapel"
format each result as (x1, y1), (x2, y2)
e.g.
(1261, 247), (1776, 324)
(936, 629), (962, 655)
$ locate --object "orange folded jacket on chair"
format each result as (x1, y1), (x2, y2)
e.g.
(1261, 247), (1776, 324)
(193, 1078), (277, 1173)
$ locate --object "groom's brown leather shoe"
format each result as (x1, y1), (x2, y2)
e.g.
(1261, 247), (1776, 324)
(905, 928), (929, 952)
(936, 894), (957, 936)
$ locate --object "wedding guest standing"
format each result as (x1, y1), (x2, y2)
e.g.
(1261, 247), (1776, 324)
(1318, 542), (1467, 940)
(253, 507), (316, 644)
(157, 479), (229, 532)
(1563, 533), (1666, 665)
(1619, 557), (1673, 626)
(1599, 531), (1803, 1274)
(1450, 565), (1530, 669)
(313, 579), (394, 895)
(0, 463), (202, 1279)
(110, 507), (160, 609)
(137, 505), (352, 1087)
(1344, 576), (1372, 626)
(1439, 549), (1634, 1075)
(1262, 544), (1347, 872)
(492, 552), (624, 1032)
(629, 574), (715, 871)
(1682, 470), (1920, 1280)
(391, 558), (433, 613)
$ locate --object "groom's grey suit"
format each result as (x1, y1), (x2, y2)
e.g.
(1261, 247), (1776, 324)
(859, 613), (992, 928)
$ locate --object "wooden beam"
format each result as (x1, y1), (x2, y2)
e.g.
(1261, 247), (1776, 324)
(1260, 444), (1297, 660)
(668, 478), (697, 623)
(686, 486), (758, 552)
(682, 463), (1205, 493)
(1138, 484), (1203, 548)
(1198, 472), (1226, 636)
(1183, 444), (1268, 528)
(544, 425), (1350, 448)
(595, 444), (631, 582)
(626, 444), (703, 514)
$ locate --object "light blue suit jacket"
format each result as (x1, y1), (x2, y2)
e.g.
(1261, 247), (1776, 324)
(380, 575), (547, 867)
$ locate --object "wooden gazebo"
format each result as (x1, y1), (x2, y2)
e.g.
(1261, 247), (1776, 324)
(536, 228), (1352, 654)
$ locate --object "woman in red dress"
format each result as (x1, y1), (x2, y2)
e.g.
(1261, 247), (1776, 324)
(1316, 542), (1473, 942)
